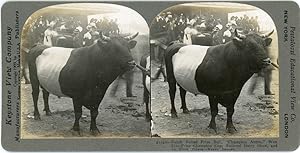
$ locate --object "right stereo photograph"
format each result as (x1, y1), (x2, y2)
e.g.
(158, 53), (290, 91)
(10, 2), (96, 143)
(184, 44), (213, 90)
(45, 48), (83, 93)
(149, 2), (279, 138)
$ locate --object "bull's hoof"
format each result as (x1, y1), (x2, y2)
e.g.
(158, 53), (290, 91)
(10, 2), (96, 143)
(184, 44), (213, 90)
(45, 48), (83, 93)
(34, 115), (41, 120)
(182, 108), (190, 114)
(46, 111), (52, 116)
(145, 115), (152, 122)
(207, 125), (218, 134)
(226, 126), (237, 134)
(265, 92), (275, 95)
(70, 129), (81, 136)
(127, 95), (137, 98)
(45, 110), (52, 116)
(25, 81), (31, 84)
(90, 128), (100, 136)
(171, 113), (178, 118)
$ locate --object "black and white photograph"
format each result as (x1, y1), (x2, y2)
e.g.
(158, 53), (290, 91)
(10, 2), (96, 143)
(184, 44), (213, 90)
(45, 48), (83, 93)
(150, 2), (279, 138)
(20, 3), (150, 138)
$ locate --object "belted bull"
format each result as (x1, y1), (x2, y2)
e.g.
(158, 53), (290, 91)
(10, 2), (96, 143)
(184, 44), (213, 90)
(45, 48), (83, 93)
(165, 29), (274, 133)
(28, 32), (139, 135)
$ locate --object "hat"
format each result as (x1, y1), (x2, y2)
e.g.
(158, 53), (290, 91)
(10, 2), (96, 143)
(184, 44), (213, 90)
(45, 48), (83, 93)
(73, 29), (80, 33)
(86, 25), (92, 30)
(89, 22), (97, 28)
(76, 26), (83, 32)
(226, 23), (232, 28)
(186, 21), (192, 26)
(48, 21), (56, 28)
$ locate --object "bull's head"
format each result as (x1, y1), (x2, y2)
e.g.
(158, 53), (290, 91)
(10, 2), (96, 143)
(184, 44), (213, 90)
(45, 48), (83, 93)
(232, 29), (274, 72)
(98, 32), (138, 72)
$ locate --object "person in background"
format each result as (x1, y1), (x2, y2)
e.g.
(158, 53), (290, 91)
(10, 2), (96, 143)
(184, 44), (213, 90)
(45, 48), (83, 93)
(151, 40), (167, 82)
(253, 16), (260, 32)
(223, 24), (233, 43)
(211, 19), (223, 45)
(109, 70), (135, 98)
(183, 22), (198, 44)
(83, 23), (99, 46)
(72, 28), (83, 48)
(43, 21), (58, 46)
(248, 30), (278, 95)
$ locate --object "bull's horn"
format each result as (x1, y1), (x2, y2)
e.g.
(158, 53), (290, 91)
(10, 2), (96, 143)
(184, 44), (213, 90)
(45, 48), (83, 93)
(234, 29), (246, 39)
(125, 32), (139, 40)
(261, 29), (274, 38)
(100, 32), (111, 41)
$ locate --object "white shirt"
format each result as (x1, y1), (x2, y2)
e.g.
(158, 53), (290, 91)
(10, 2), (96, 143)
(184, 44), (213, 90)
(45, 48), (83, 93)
(223, 29), (232, 37)
(43, 28), (58, 46)
(183, 27), (198, 45)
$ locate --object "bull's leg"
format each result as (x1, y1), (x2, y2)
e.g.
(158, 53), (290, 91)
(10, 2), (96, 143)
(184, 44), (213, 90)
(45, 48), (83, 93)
(32, 83), (41, 120)
(144, 88), (151, 122)
(90, 107), (99, 135)
(71, 98), (82, 135)
(226, 105), (237, 134)
(208, 96), (218, 133)
(223, 91), (240, 134)
(41, 88), (51, 116)
(90, 87), (107, 135)
(28, 64), (41, 120)
(179, 86), (189, 114)
(168, 78), (177, 118)
(21, 65), (31, 84)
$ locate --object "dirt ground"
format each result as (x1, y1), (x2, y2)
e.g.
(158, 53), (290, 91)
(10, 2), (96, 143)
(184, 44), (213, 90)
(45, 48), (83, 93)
(150, 61), (279, 138)
(21, 70), (151, 138)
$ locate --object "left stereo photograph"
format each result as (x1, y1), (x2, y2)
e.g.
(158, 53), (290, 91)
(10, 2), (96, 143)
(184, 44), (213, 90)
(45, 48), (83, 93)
(20, 3), (151, 138)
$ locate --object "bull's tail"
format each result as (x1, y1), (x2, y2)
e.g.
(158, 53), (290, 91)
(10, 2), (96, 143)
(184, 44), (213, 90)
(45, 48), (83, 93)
(164, 42), (186, 80)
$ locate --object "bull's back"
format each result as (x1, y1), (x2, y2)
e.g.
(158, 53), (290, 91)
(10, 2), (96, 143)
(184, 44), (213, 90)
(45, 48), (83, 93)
(172, 45), (209, 94)
(35, 47), (73, 97)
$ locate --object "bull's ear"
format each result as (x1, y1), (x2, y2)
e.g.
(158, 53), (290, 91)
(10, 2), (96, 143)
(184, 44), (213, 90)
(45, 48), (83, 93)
(128, 40), (137, 49)
(265, 38), (272, 46)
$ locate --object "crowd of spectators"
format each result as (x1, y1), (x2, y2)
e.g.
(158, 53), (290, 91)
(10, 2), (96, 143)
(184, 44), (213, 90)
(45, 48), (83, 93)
(151, 11), (260, 45)
(24, 15), (120, 48)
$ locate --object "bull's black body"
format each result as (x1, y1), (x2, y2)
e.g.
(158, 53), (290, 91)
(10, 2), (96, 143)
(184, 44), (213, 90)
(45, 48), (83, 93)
(140, 54), (151, 121)
(28, 34), (138, 135)
(191, 34), (213, 46)
(55, 35), (76, 48)
(165, 30), (273, 133)
(21, 50), (30, 84)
